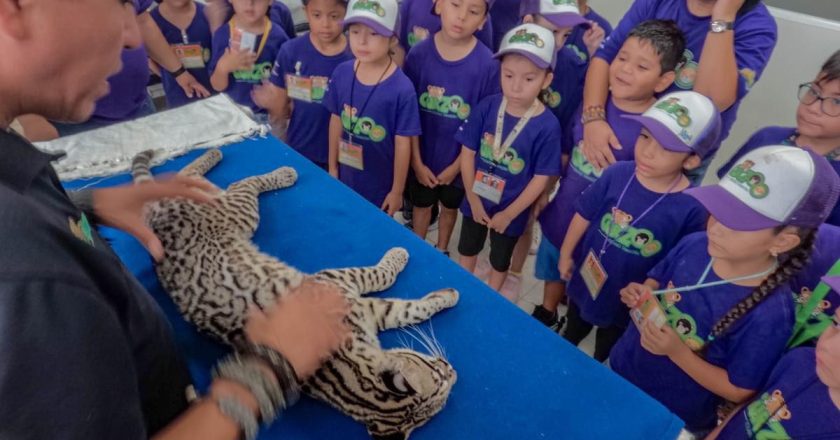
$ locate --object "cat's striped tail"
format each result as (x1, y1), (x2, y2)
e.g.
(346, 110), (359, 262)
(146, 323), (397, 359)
(131, 150), (156, 184)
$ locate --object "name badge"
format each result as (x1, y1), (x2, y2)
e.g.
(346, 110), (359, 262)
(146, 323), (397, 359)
(286, 74), (313, 102)
(174, 43), (205, 69)
(580, 250), (608, 300)
(630, 290), (667, 330)
(472, 170), (506, 204)
(339, 139), (364, 170)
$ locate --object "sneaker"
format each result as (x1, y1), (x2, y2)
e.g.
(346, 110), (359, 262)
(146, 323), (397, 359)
(531, 305), (559, 329)
(499, 273), (522, 302)
(529, 223), (542, 255)
(474, 258), (492, 281)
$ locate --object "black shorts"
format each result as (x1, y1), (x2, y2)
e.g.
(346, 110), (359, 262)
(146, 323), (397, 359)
(458, 215), (519, 272)
(408, 178), (465, 210)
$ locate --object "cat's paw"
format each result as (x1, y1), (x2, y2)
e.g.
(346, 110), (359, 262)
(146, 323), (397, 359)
(273, 167), (298, 187)
(428, 288), (459, 308)
(382, 247), (409, 271)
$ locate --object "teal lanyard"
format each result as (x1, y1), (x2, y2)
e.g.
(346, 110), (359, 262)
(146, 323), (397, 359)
(652, 258), (778, 296)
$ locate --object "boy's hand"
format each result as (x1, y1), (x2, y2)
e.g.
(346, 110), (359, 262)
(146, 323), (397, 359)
(436, 164), (460, 186)
(381, 191), (403, 216)
(414, 163), (439, 188)
(620, 282), (650, 308)
(582, 119), (621, 170)
(640, 321), (685, 358)
(583, 22), (606, 57)
(488, 211), (512, 234)
(467, 195), (491, 225)
(175, 71), (211, 99)
(252, 80), (281, 111)
(712, 0), (746, 20)
(220, 47), (258, 74)
(558, 254), (574, 281)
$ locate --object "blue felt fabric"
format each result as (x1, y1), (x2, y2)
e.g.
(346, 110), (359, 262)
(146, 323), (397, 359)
(64, 137), (684, 439)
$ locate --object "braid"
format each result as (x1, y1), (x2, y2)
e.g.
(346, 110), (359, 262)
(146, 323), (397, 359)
(708, 229), (817, 340)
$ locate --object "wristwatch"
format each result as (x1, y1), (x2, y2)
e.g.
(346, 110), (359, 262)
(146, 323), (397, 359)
(709, 20), (735, 33)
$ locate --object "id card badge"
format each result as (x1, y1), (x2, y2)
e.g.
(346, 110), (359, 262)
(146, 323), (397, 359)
(174, 43), (205, 69)
(286, 74), (313, 102)
(580, 250), (608, 300)
(339, 139), (364, 170)
(630, 290), (667, 330)
(472, 170), (506, 204)
(239, 31), (257, 52)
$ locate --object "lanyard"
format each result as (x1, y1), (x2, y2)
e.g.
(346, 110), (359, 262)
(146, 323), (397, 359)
(229, 18), (272, 60)
(652, 258), (778, 296)
(347, 58), (392, 141)
(491, 98), (539, 163)
(598, 173), (681, 256)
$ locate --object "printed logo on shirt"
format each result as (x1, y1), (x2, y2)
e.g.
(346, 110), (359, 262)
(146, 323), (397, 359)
(69, 214), (95, 247)
(674, 49), (697, 90)
(233, 61), (273, 83)
(408, 26), (430, 47)
(745, 390), (793, 439)
(419, 85), (471, 120)
(659, 283), (706, 351)
(352, 0), (387, 17)
(542, 86), (562, 109)
(740, 68), (757, 91)
(570, 143), (603, 181)
(727, 160), (770, 199)
(341, 104), (387, 141)
(479, 132), (525, 174)
(566, 44), (588, 62)
(509, 28), (546, 48)
(598, 207), (663, 257)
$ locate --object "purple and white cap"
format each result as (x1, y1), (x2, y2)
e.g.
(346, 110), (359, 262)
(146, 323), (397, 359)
(622, 91), (722, 159)
(344, 0), (399, 37)
(686, 145), (840, 231)
(519, 0), (590, 30)
(495, 23), (557, 70)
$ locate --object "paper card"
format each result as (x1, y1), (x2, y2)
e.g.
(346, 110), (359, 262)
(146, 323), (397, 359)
(472, 170), (506, 204)
(239, 31), (257, 53)
(286, 74), (313, 102)
(630, 290), (667, 330)
(580, 250), (608, 300)
(174, 44), (205, 69)
(339, 139), (364, 170)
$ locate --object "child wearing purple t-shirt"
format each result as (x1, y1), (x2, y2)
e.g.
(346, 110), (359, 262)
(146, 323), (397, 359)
(531, 20), (685, 329)
(457, 24), (562, 296)
(557, 91), (715, 361)
(208, 0), (289, 115)
(613, 145), (840, 434)
(717, 50), (840, 225)
(565, 0), (612, 64)
(580, 0), (777, 183)
(253, 0), (352, 169)
(151, 0), (214, 109)
(398, 0), (494, 53)
(709, 291), (840, 440)
(404, 0), (500, 254)
(324, 0), (421, 212)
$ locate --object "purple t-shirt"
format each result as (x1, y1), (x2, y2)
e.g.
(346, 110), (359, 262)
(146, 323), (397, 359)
(717, 126), (840, 226)
(208, 20), (289, 113)
(269, 35), (353, 166)
(567, 162), (706, 327)
(456, 94), (562, 237)
(398, 0), (494, 51)
(791, 223), (840, 330)
(595, 0), (778, 152)
(151, 3), (213, 108)
(717, 348), (840, 440)
(544, 48), (588, 146)
(565, 7), (613, 65)
(610, 232), (796, 431)
(91, 0), (154, 122)
(403, 38), (500, 177)
(489, 0), (520, 51)
(539, 97), (644, 249)
(323, 60), (422, 207)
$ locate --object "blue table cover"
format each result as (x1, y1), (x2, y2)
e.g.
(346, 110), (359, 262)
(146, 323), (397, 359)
(64, 136), (684, 439)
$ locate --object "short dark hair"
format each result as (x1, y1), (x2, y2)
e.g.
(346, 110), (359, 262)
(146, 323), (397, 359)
(626, 19), (686, 73)
(817, 49), (840, 85)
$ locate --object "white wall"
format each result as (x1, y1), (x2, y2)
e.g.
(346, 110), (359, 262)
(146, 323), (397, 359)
(588, 0), (840, 182)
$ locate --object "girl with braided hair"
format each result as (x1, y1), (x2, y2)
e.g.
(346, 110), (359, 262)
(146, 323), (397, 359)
(609, 145), (840, 436)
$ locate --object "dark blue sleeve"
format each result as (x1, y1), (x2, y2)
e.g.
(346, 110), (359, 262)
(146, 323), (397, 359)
(563, 106), (583, 156)
(395, 78), (423, 136)
(134, 0), (153, 14)
(574, 162), (615, 221)
(594, 0), (658, 63)
(481, 59), (502, 98)
(398, 0), (411, 50)
(455, 96), (491, 151)
(208, 26), (229, 76)
(0, 280), (147, 439)
(323, 65), (343, 115)
(269, 44), (290, 88)
(732, 6), (778, 98)
(533, 118), (563, 177)
(270, 1), (297, 38)
(477, 18), (494, 49)
(403, 47), (420, 90)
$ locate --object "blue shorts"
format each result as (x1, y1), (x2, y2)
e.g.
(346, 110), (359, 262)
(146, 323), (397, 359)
(535, 238), (564, 283)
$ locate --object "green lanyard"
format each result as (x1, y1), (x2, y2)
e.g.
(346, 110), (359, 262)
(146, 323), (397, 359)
(789, 258), (840, 348)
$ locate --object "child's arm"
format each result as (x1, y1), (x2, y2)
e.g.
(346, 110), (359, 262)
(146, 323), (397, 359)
(641, 322), (755, 403)
(619, 278), (661, 308)
(411, 136), (439, 188)
(327, 115), (342, 178)
(488, 175), (550, 234)
(210, 47), (257, 92)
(693, 1), (742, 111)
(137, 11), (210, 98)
(460, 147), (490, 225)
(558, 213), (591, 280)
(581, 58), (621, 170)
(381, 135), (411, 216)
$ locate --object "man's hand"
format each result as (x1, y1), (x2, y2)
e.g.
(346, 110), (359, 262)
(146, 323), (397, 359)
(175, 71), (211, 99)
(92, 175), (219, 261)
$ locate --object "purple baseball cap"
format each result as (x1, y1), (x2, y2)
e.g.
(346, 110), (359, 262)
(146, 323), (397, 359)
(686, 145), (840, 231)
(344, 0), (399, 37)
(622, 91), (722, 159)
(495, 23), (557, 70)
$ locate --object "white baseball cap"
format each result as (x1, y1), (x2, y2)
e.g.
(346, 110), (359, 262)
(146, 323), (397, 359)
(344, 0), (399, 37)
(686, 145), (840, 231)
(622, 91), (722, 159)
(495, 23), (557, 70)
(519, 0), (591, 29)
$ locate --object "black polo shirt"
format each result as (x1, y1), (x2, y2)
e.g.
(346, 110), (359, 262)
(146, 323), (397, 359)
(0, 130), (190, 438)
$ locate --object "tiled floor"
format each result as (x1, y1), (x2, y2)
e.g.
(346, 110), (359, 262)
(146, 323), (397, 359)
(403, 212), (598, 357)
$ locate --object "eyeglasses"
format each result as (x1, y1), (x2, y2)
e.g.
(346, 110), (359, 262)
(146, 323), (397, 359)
(798, 82), (840, 117)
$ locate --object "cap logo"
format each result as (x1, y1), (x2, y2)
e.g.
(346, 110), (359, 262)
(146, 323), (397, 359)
(352, 0), (386, 17)
(654, 97), (695, 142)
(727, 160), (770, 199)
(509, 28), (545, 49)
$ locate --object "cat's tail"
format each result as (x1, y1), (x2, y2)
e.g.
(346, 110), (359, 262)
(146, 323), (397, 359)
(131, 150), (156, 184)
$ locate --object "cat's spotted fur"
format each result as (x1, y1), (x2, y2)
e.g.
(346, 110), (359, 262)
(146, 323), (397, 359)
(132, 149), (458, 439)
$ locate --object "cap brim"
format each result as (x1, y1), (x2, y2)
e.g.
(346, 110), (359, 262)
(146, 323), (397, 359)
(685, 185), (782, 231)
(544, 13), (590, 29)
(622, 114), (694, 154)
(344, 17), (395, 37)
(494, 48), (551, 70)
(822, 275), (840, 293)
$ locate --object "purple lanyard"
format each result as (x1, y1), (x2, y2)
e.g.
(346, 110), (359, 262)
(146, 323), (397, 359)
(598, 173), (681, 256)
